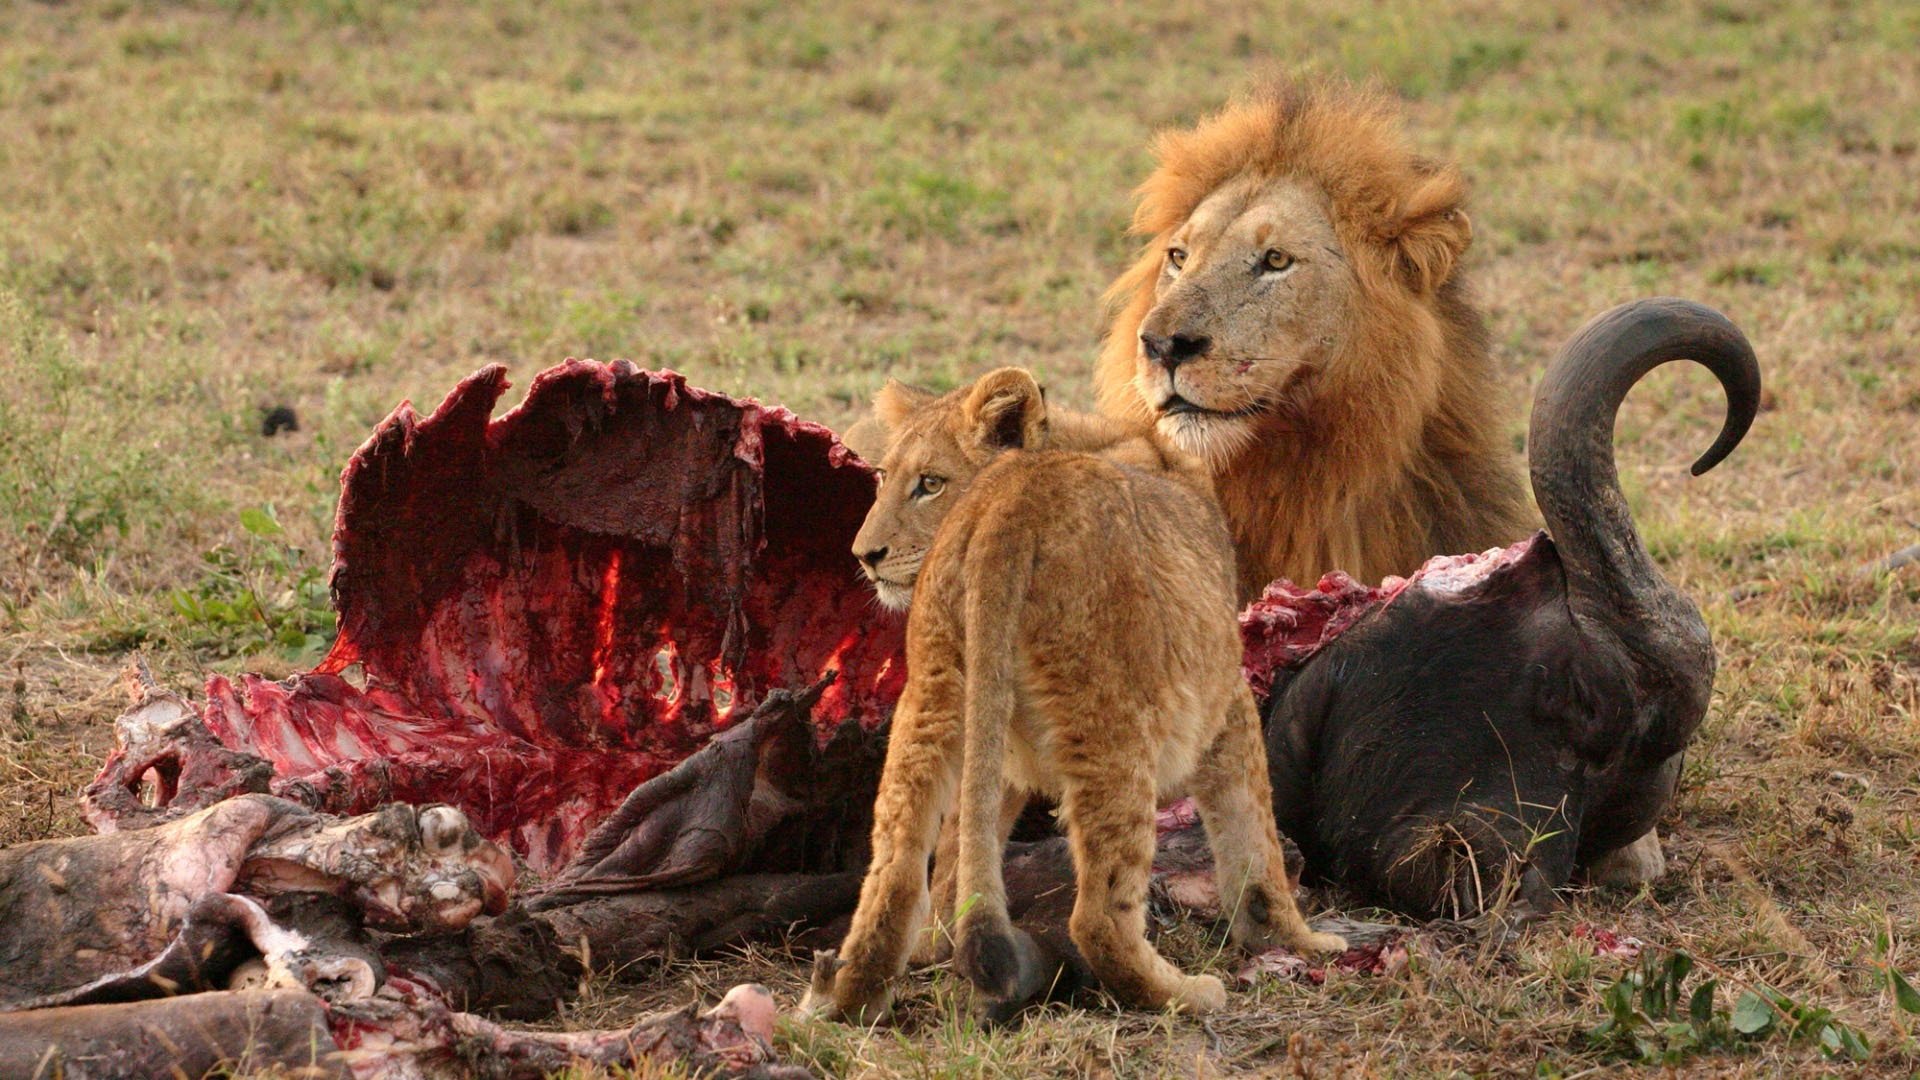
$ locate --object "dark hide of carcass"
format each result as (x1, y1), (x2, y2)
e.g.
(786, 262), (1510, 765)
(1259, 298), (1760, 918)
(0, 990), (347, 1079)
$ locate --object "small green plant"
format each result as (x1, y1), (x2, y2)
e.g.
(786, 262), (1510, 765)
(1730, 984), (1871, 1061)
(168, 505), (334, 661)
(1588, 949), (1869, 1065)
(1588, 950), (1735, 1065)
(1873, 931), (1920, 1034)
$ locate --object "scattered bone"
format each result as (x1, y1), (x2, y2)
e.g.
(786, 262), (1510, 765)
(1234, 935), (1411, 987)
(327, 977), (810, 1080)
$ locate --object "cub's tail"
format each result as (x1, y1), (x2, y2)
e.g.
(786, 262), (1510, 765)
(951, 519), (1043, 1004)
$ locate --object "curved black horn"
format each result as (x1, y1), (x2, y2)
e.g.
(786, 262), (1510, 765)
(1529, 297), (1760, 608)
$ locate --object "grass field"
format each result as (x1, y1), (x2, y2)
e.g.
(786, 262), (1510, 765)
(2, 0), (1918, 1075)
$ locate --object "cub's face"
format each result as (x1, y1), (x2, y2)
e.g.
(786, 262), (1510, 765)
(848, 369), (1048, 610)
(854, 413), (974, 611)
(1132, 175), (1355, 466)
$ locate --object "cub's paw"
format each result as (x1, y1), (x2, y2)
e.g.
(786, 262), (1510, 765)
(1170, 973), (1228, 1014)
(1300, 930), (1348, 954)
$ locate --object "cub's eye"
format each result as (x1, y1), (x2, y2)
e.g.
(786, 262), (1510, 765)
(912, 475), (946, 499)
(1261, 249), (1295, 273)
(1166, 247), (1187, 272)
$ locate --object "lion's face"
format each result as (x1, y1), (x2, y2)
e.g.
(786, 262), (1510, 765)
(849, 370), (1047, 610)
(1129, 176), (1356, 466)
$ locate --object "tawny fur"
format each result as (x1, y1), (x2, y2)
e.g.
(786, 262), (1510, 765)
(1095, 76), (1534, 597)
(801, 369), (1341, 1023)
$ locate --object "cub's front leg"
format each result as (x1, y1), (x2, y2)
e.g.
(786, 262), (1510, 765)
(798, 683), (961, 1023)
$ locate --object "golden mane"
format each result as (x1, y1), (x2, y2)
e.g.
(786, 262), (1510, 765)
(1095, 76), (1533, 594)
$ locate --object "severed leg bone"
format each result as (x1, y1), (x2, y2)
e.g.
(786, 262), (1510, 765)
(0, 982), (812, 1080)
(381, 874), (862, 1018)
(241, 800), (514, 934)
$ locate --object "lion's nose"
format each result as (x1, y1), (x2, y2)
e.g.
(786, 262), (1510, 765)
(1141, 332), (1212, 372)
(857, 546), (888, 569)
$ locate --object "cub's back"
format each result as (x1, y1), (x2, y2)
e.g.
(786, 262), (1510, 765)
(921, 447), (1241, 634)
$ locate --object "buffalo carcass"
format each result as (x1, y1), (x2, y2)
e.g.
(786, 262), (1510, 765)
(1260, 298), (1759, 918)
(32, 298), (1754, 1038)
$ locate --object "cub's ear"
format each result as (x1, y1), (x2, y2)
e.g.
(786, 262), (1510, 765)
(843, 379), (933, 462)
(840, 416), (891, 463)
(873, 378), (936, 430)
(1385, 165), (1472, 294)
(962, 367), (1047, 451)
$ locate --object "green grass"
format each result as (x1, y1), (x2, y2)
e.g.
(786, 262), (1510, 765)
(2, 0), (1919, 1076)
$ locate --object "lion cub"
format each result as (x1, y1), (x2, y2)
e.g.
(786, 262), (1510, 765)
(802, 368), (1342, 1022)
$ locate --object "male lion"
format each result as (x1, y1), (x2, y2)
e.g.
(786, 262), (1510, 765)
(1096, 77), (1533, 597)
(801, 369), (1342, 1022)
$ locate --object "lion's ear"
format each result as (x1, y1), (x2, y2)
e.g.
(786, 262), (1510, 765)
(962, 368), (1047, 452)
(1386, 167), (1472, 294)
(872, 379), (935, 431)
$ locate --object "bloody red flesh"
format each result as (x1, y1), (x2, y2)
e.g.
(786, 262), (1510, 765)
(192, 363), (905, 872)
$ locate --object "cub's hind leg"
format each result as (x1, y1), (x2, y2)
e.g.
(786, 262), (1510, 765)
(1058, 752), (1226, 1013)
(916, 784), (1028, 967)
(801, 677), (963, 1023)
(1190, 691), (1346, 956)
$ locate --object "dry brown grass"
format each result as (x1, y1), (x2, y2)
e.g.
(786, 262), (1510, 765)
(2, 0), (1918, 1076)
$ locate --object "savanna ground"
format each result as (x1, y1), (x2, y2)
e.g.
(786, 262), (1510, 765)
(1, 0), (1917, 1075)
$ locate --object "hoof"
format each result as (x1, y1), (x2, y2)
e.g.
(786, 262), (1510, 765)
(1587, 830), (1666, 887)
(956, 923), (1029, 1001)
(794, 949), (842, 1019)
(796, 948), (893, 1025)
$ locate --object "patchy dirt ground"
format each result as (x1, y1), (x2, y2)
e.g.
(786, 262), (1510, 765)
(2, 1), (1917, 1076)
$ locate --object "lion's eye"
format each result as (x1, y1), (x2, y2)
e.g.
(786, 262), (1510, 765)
(1166, 247), (1187, 272)
(1262, 249), (1295, 273)
(913, 475), (946, 499)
